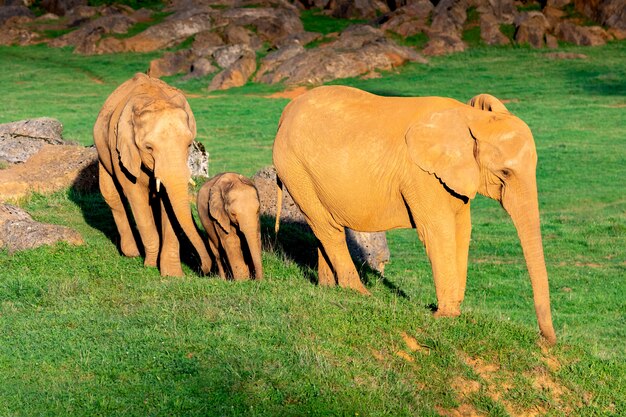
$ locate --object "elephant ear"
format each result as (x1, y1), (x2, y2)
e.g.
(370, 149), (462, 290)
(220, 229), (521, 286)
(115, 101), (142, 179)
(170, 92), (197, 137)
(209, 185), (231, 233)
(467, 94), (509, 114)
(406, 109), (480, 199)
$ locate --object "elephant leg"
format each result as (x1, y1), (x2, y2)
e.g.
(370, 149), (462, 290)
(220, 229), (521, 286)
(125, 184), (160, 268)
(454, 204), (472, 306)
(418, 216), (461, 317)
(99, 163), (139, 257)
(208, 239), (227, 279)
(159, 200), (183, 277)
(222, 233), (250, 280)
(317, 247), (336, 287)
(312, 224), (369, 295)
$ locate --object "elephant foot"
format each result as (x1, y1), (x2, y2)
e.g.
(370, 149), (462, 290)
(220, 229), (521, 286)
(318, 271), (336, 287)
(160, 262), (184, 277)
(144, 256), (158, 268)
(339, 277), (371, 296)
(200, 259), (212, 276)
(433, 304), (461, 318)
(121, 240), (140, 258)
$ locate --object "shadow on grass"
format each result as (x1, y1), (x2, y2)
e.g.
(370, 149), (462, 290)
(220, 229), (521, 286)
(68, 163), (210, 275)
(567, 67), (626, 96)
(261, 214), (408, 299)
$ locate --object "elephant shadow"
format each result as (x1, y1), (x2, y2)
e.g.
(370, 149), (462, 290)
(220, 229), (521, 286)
(69, 163), (209, 274)
(260, 214), (404, 296)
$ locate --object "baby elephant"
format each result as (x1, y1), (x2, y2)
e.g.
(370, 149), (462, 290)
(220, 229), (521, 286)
(197, 172), (263, 280)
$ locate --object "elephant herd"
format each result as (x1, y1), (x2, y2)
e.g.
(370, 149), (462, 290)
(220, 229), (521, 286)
(93, 73), (556, 345)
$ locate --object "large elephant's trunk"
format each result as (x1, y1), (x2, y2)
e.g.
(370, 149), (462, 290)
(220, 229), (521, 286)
(161, 172), (212, 274)
(502, 181), (557, 345)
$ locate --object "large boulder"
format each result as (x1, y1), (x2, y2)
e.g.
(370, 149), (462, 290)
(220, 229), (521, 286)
(50, 13), (136, 54)
(147, 50), (194, 78)
(0, 4), (33, 25)
(514, 11), (550, 48)
(208, 45), (257, 90)
(40, 0), (87, 16)
(555, 22), (609, 46)
(574, 0), (626, 30)
(381, 0), (434, 37)
(0, 144), (98, 200)
(0, 203), (83, 253)
(252, 166), (390, 274)
(103, 8), (214, 53)
(214, 6), (303, 46)
(0, 117), (65, 164)
(479, 12), (510, 45)
(423, 0), (468, 55)
(255, 25), (427, 86)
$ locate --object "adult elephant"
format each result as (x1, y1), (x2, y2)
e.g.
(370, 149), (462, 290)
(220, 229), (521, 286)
(273, 86), (556, 345)
(94, 73), (211, 277)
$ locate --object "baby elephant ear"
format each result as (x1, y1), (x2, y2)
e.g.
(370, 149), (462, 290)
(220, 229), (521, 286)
(467, 93), (509, 114)
(209, 187), (231, 233)
(406, 109), (480, 200)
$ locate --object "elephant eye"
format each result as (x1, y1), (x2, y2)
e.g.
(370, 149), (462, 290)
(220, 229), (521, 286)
(145, 143), (154, 152)
(500, 169), (512, 179)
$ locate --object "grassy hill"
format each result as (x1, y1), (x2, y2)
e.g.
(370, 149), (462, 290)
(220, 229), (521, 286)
(0, 38), (624, 416)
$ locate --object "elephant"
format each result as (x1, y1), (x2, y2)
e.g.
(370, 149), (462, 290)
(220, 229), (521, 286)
(273, 85), (556, 345)
(197, 172), (263, 280)
(94, 73), (212, 277)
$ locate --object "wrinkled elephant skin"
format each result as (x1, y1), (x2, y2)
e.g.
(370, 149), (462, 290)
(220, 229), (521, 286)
(94, 73), (211, 277)
(273, 86), (556, 345)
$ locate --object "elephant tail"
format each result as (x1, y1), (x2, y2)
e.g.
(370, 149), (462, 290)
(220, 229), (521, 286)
(275, 175), (283, 234)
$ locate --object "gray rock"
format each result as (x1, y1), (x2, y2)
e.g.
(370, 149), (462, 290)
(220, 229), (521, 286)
(217, 7), (303, 46)
(255, 25), (426, 86)
(555, 22), (608, 46)
(188, 140), (209, 178)
(480, 12), (510, 45)
(0, 203), (83, 253)
(184, 57), (218, 79)
(208, 48), (257, 91)
(0, 5), (34, 25)
(213, 43), (253, 69)
(40, 0), (87, 16)
(252, 166), (390, 274)
(0, 117), (65, 164)
(514, 11), (550, 48)
(147, 50), (193, 78)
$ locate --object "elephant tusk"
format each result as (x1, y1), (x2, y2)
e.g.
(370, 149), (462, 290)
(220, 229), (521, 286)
(156, 178), (161, 193)
(189, 178), (196, 187)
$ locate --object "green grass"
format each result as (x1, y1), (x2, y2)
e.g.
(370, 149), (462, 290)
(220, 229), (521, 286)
(300, 9), (368, 35)
(0, 38), (625, 416)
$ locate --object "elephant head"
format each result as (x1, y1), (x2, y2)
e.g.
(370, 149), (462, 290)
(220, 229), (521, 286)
(406, 95), (556, 344)
(115, 92), (211, 273)
(209, 174), (263, 280)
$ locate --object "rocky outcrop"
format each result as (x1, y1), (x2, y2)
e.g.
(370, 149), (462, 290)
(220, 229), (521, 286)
(575, 0), (626, 30)
(0, 203), (83, 253)
(0, 144), (98, 201)
(252, 166), (390, 274)
(0, 117), (65, 164)
(255, 25), (427, 85)
(514, 11), (551, 48)
(423, 0), (468, 55)
(381, 0), (434, 37)
(555, 22), (610, 46)
(208, 46), (257, 90)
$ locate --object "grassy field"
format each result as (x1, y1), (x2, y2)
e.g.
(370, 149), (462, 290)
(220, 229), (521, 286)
(0, 38), (625, 416)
